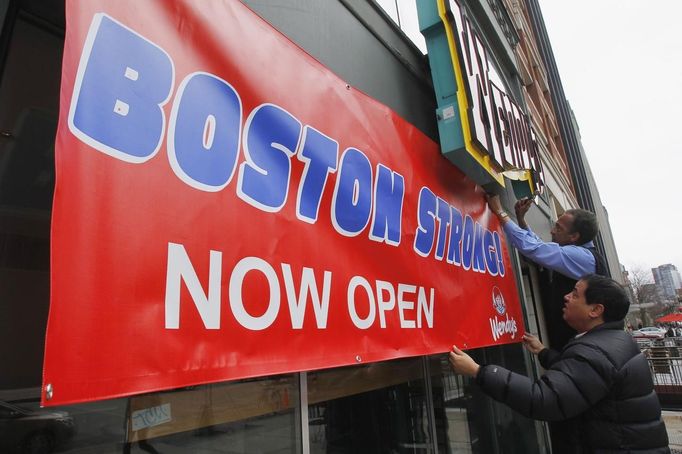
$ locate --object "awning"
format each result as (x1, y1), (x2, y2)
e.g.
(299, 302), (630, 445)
(656, 313), (682, 323)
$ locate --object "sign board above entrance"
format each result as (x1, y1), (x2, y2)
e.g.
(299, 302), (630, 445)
(43, 0), (525, 406)
(418, 0), (545, 194)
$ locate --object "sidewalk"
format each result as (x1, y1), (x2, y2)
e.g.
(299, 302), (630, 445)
(664, 411), (682, 451)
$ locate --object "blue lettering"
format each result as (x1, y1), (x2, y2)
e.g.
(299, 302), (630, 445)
(69, 14), (173, 162)
(414, 187), (437, 257)
(461, 215), (475, 270)
(494, 231), (505, 276)
(369, 165), (404, 246)
(332, 148), (373, 236)
(238, 104), (302, 212)
(472, 222), (486, 273)
(168, 73), (242, 191)
(484, 229), (499, 275)
(434, 197), (451, 260)
(296, 126), (338, 223)
(447, 206), (463, 265)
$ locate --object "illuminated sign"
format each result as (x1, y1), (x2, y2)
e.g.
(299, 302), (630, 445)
(420, 0), (544, 193)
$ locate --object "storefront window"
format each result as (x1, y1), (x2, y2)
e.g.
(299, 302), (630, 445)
(430, 346), (546, 454)
(307, 358), (433, 453)
(124, 376), (301, 453)
(0, 376), (301, 453)
(0, 4), (62, 395)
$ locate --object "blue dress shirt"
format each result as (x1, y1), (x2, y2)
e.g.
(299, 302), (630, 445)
(503, 220), (596, 280)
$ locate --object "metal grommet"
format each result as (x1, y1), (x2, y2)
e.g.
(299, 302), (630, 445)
(355, 355), (362, 362)
(45, 383), (53, 401)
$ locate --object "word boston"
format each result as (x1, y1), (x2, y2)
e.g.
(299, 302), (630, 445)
(43, 0), (525, 407)
(70, 14), (405, 246)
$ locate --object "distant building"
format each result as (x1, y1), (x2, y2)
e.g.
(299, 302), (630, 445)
(652, 264), (682, 300)
(621, 265), (637, 305)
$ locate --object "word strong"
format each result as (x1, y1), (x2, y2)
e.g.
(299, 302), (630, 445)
(69, 14), (405, 245)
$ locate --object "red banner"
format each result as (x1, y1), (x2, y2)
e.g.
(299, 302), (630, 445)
(43, 0), (525, 406)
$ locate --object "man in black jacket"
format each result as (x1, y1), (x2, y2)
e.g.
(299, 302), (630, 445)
(449, 275), (669, 453)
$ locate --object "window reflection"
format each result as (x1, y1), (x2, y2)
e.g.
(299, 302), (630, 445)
(0, 10), (61, 394)
(1, 376), (301, 453)
(375, 0), (427, 54)
(430, 346), (544, 454)
(124, 376), (301, 453)
(307, 358), (433, 453)
(0, 400), (76, 453)
(429, 355), (489, 454)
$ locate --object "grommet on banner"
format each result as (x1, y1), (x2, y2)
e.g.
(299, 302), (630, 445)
(45, 383), (53, 401)
(355, 355), (362, 362)
(345, 84), (351, 90)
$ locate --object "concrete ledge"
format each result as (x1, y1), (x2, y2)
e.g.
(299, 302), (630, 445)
(663, 411), (682, 449)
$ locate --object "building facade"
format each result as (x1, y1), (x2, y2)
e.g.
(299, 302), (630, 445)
(0, 1), (621, 452)
(524, 0), (622, 281)
(652, 264), (682, 301)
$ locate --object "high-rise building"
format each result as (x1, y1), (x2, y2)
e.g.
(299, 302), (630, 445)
(652, 264), (682, 300)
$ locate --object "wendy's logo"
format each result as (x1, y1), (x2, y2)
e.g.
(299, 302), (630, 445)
(492, 286), (505, 316)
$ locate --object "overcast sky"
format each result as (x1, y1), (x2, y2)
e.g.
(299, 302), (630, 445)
(538, 0), (682, 276)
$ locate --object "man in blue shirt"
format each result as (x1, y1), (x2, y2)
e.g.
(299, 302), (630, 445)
(486, 194), (607, 349)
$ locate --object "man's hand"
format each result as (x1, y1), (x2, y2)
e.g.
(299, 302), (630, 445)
(449, 345), (480, 377)
(515, 197), (533, 218)
(514, 197), (533, 229)
(522, 333), (545, 355)
(486, 194), (504, 215)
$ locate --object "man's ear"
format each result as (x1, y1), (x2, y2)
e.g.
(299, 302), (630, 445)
(568, 231), (581, 244)
(589, 303), (605, 319)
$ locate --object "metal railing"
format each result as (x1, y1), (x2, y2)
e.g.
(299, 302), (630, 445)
(640, 338), (682, 408)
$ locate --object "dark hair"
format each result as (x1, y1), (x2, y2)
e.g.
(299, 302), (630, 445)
(565, 209), (599, 243)
(581, 274), (630, 322)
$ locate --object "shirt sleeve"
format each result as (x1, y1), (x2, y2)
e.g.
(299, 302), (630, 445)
(502, 220), (595, 280)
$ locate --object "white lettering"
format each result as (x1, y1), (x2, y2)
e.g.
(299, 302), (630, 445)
(165, 242), (222, 329)
(417, 287), (434, 328)
(229, 256), (280, 331)
(375, 280), (396, 329)
(489, 314), (518, 341)
(347, 276), (376, 329)
(164, 242), (439, 333)
(397, 284), (416, 329)
(281, 264), (331, 329)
